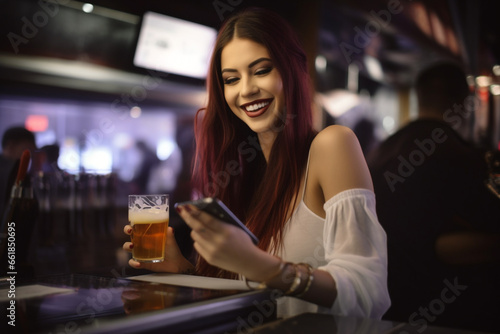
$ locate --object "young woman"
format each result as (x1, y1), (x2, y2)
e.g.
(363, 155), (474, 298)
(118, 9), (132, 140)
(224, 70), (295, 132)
(123, 8), (390, 319)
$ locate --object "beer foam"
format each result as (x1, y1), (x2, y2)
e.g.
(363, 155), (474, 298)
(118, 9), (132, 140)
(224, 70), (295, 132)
(129, 209), (169, 224)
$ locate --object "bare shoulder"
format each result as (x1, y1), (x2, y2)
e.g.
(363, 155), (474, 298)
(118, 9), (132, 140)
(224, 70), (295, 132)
(311, 125), (360, 154)
(309, 125), (373, 199)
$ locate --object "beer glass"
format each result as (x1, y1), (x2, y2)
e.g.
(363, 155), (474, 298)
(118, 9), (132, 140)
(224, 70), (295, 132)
(128, 194), (169, 262)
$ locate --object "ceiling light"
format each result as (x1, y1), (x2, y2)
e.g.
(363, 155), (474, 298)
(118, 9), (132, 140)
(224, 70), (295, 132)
(315, 55), (327, 72)
(491, 84), (500, 96)
(82, 3), (94, 13)
(493, 65), (500, 76)
(364, 55), (384, 81)
(476, 76), (492, 88)
(130, 106), (142, 118)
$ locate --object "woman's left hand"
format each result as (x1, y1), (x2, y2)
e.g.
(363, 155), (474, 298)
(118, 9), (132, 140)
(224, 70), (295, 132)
(176, 204), (261, 277)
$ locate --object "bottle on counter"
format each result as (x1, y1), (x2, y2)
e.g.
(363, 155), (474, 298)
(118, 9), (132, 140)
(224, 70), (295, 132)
(0, 149), (39, 279)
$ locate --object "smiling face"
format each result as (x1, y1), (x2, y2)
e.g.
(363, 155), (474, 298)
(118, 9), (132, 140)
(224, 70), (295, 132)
(221, 37), (285, 140)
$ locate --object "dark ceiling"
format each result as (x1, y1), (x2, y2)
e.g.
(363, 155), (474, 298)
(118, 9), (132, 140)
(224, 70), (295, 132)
(77, 0), (500, 75)
(0, 0), (499, 92)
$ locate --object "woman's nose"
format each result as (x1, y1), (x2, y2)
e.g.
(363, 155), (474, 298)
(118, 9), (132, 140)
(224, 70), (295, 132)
(240, 77), (259, 97)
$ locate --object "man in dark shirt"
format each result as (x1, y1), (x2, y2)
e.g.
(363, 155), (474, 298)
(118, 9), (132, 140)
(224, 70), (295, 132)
(367, 63), (500, 332)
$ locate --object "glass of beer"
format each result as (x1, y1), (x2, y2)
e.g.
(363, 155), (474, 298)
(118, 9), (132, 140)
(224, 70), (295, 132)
(128, 194), (169, 262)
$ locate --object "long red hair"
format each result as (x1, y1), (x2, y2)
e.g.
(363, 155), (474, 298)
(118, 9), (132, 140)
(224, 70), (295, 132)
(192, 8), (316, 278)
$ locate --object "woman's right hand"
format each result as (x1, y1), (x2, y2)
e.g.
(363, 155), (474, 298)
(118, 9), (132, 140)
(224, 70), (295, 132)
(122, 225), (195, 274)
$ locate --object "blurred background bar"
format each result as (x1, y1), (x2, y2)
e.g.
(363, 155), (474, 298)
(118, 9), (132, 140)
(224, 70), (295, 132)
(0, 0), (499, 278)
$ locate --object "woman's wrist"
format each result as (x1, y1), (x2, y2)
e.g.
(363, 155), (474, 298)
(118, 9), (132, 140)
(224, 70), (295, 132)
(239, 248), (282, 282)
(265, 262), (314, 296)
(244, 257), (316, 298)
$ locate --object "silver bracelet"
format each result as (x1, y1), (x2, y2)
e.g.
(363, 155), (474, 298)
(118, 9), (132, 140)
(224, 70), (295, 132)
(295, 263), (314, 297)
(285, 264), (302, 295)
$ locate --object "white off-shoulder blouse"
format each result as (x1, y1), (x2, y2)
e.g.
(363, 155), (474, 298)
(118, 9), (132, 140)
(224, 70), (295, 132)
(273, 188), (391, 319)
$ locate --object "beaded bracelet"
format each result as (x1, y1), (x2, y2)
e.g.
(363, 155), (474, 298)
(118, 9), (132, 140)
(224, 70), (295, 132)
(295, 263), (314, 297)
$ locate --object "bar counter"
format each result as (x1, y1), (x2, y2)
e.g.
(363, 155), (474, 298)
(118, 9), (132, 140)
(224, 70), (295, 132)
(0, 273), (493, 333)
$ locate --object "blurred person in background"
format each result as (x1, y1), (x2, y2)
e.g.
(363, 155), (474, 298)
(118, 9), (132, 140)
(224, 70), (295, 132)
(352, 117), (378, 157)
(130, 140), (160, 194)
(367, 62), (500, 332)
(40, 144), (62, 174)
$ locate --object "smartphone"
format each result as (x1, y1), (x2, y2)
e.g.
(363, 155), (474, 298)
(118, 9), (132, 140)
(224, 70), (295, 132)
(175, 197), (259, 245)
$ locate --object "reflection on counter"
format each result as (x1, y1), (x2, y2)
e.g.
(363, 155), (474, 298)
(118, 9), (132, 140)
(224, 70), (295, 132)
(0, 274), (269, 334)
(1, 273), (483, 334)
(122, 283), (178, 315)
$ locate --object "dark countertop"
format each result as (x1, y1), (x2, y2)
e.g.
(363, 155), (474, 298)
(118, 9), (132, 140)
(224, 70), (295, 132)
(0, 273), (273, 333)
(0, 273), (495, 334)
